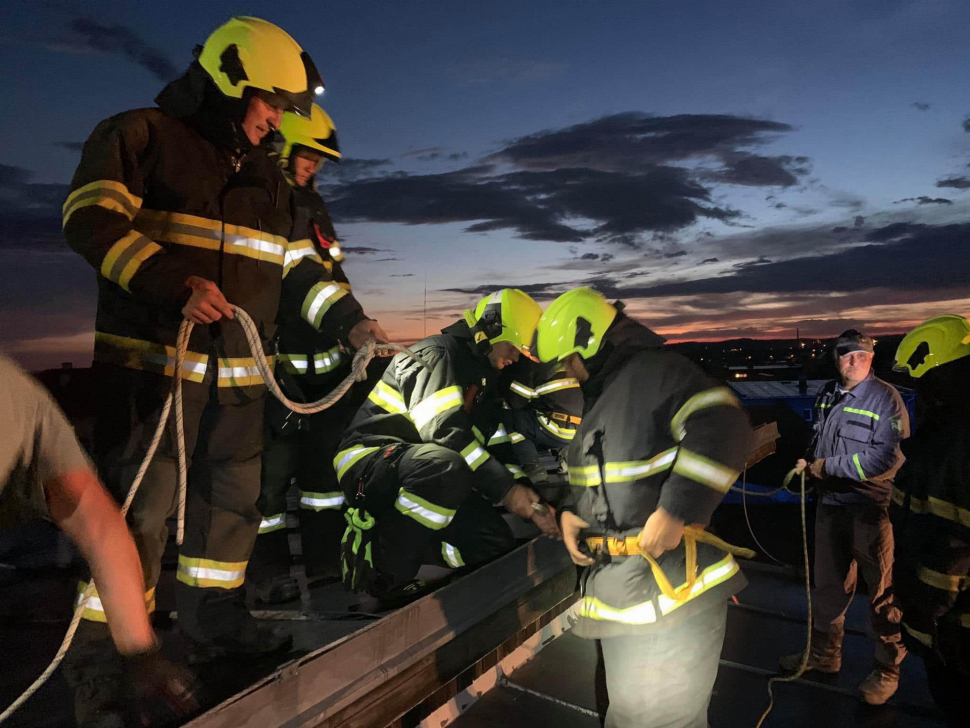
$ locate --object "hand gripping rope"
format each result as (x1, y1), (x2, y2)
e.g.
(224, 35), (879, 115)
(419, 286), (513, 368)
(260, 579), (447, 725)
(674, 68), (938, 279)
(0, 306), (421, 723)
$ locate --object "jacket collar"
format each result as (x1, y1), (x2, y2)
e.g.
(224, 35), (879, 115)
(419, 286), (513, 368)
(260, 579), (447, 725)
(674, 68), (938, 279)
(581, 313), (666, 400)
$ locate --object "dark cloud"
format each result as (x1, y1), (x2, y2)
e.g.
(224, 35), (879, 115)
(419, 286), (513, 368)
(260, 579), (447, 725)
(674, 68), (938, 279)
(390, 273), (415, 277)
(485, 113), (797, 175)
(963, 115), (970, 133)
(911, 102), (931, 112)
(69, 18), (177, 82)
(732, 255), (772, 269)
(344, 246), (391, 255)
(54, 141), (85, 152)
(894, 196), (952, 206)
(705, 153), (809, 187)
(447, 152), (469, 162)
(936, 175), (970, 190)
(403, 147), (443, 159)
(0, 164), (69, 219)
(600, 221), (970, 298)
(329, 164), (739, 244)
(701, 258), (719, 264)
(326, 112), (809, 244)
(663, 250), (688, 259)
(442, 281), (570, 300)
(831, 226), (848, 233)
(374, 257), (400, 262)
(854, 215), (865, 228)
(318, 158), (393, 183)
(579, 253), (600, 260)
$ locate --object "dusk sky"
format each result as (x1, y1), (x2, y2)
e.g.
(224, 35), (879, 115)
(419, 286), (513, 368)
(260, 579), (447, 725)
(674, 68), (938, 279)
(2, 0), (969, 370)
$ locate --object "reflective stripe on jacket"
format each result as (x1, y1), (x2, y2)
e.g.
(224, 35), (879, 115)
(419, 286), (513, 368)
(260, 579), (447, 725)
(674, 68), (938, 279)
(64, 107), (360, 402)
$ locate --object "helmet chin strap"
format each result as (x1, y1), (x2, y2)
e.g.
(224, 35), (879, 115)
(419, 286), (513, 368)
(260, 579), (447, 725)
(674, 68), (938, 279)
(464, 310), (494, 357)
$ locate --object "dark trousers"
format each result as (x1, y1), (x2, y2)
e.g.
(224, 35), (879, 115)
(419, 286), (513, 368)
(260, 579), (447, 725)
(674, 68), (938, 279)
(814, 502), (906, 668)
(353, 443), (515, 588)
(88, 365), (264, 640)
(596, 601), (727, 728)
(249, 397), (351, 584)
(505, 408), (573, 465)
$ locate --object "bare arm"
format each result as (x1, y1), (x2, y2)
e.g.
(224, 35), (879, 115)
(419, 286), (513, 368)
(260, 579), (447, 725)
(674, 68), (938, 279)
(45, 467), (154, 654)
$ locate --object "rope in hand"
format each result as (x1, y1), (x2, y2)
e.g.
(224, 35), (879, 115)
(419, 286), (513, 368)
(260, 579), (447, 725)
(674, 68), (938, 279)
(754, 467), (812, 728)
(0, 305), (422, 724)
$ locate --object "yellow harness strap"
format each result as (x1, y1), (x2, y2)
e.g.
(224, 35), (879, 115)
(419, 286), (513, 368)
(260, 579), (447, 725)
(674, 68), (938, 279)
(586, 526), (755, 603)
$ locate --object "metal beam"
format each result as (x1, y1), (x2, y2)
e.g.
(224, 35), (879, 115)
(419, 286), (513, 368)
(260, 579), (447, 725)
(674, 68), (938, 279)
(186, 537), (573, 728)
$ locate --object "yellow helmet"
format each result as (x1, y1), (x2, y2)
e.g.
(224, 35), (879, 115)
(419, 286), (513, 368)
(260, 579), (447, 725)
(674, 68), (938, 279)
(279, 104), (341, 169)
(534, 287), (618, 363)
(894, 314), (970, 378)
(463, 289), (542, 354)
(197, 17), (322, 116)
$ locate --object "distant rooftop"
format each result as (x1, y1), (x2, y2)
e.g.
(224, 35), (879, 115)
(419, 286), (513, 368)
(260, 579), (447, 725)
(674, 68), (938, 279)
(729, 379), (828, 399)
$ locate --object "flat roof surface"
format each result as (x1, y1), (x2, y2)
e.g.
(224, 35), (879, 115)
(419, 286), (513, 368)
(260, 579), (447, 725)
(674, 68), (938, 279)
(451, 564), (948, 728)
(729, 379), (829, 399)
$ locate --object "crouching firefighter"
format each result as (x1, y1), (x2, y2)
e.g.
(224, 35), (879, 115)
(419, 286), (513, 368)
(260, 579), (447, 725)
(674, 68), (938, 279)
(498, 357), (583, 484)
(534, 288), (753, 728)
(890, 315), (970, 728)
(248, 104), (388, 604)
(334, 289), (560, 605)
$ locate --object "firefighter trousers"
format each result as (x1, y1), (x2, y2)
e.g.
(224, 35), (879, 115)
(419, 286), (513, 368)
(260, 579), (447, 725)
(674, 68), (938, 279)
(83, 364), (264, 641)
(249, 396), (352, 585)
(596, 601), (727, 728)
(347, 443), (515, 588)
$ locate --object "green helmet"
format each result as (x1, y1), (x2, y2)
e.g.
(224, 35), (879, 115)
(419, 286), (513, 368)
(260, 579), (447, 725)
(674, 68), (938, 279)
(463, 289), (542, 354)
(534, 287), (618, 363)
(197, 17), (323, 116)
(894, 314), (970, 378)
(279, 104), (340, 169)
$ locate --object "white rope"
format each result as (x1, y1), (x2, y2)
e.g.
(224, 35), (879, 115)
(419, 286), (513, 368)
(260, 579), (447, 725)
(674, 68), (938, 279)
(0, 306), (417, 723)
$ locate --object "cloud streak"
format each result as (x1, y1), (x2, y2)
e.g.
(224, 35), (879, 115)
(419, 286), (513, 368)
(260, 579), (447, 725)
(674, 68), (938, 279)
(68, 18), (177, 82)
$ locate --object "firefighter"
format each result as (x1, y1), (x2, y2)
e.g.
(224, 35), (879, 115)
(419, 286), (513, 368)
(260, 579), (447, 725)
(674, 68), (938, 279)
(890, 315), (970, 727)
(0, 356), (197, 724)
(248, 105), (389, 604)
(334, 289), (559, 606)
(779, 329), (909, 705)
(498, 357), (583, 484)
(62, 17), (380, 724)
(534, 288), (752, 728)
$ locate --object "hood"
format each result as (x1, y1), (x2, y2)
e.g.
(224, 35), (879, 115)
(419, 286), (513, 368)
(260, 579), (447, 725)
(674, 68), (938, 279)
(581, 313), (665, 399)
(155, 62), (253, 152)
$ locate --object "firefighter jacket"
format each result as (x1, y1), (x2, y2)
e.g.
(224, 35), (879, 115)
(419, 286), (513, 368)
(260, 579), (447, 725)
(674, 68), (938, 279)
(63, 72), (361, 404)
(562, 314), (752, 637)
(335, 320), (527, 504)
(808, 372), (909, 507)
(891, 398), (970, 677)
(273, 180), (365, 399)
(500, 359), (583, 442)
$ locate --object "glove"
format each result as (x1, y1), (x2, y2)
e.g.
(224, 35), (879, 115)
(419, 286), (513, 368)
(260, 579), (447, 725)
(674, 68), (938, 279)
(123, 642), (199, 721)
(341, 507), (378, 593)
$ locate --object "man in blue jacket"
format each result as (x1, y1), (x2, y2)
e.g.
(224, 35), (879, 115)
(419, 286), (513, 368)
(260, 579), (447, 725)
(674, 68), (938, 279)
(780, 329), (909, 705)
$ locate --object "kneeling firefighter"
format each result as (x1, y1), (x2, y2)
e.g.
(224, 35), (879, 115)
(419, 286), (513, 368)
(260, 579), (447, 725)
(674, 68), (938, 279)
(534, 288), (753, 728)
(247, 104), (388, 604)
(334, 289), (560, 604)
(891, 315), (970, 728)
